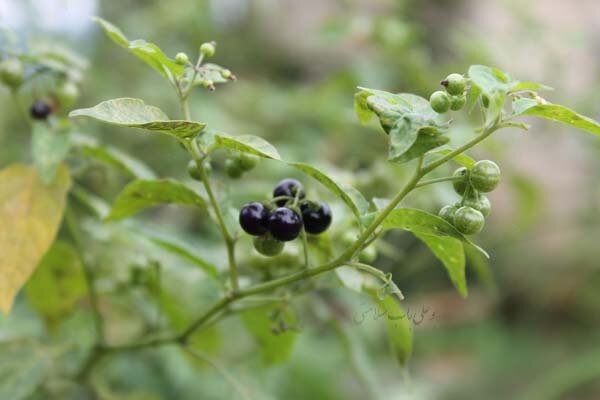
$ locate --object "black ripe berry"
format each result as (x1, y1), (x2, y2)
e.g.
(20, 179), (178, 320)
(268, 207), (302, 241)
(30, 100), (52, 120)
(239, 202), (269, 236)
(301, 202), (332, 234)
(273, 178), (305, 206)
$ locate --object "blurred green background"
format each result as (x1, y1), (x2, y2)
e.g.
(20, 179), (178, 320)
(1, 0), (600, 399)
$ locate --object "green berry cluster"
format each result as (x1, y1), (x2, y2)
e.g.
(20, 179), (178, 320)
(429, 73), (467, 114)
(438, 160), (501, 235)
(225, 152), (260, 178)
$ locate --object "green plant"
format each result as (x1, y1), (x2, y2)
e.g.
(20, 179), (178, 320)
(2, 17), (600, 399)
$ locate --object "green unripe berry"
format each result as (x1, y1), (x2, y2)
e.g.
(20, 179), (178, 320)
(470, 160), (501, 192)
(187, 159), (211, 180)
(442, 73), (466, 96)
(0, 59), (24, 87)
(200, 42), (215, 57)
(253, 235), (284, 257)
(452, 167), (470, 195)
(463, 194), (491, 217)
(225, 158), (243, 179)
(358, 245), (377, 264)
(237, 153), (259, 171)
(54, 80), (79, 108)
(220, 69), (232, 79)
(454, 206), (485, 235)
(449, 94), (466, 111)
(429, 91), (450, 113)
(175, 52), (189, 65)
(201, 79), (215, 90)
(438, 205), (458, 224)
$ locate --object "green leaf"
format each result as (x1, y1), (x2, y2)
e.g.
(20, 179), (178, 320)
(24, 241), (87, 325)
(379, 208), (488, 258)
(133, 229), (219, 279)
(354, 91), (374, 124)
(288, 162), (366, 220)
(0, 164), (71, 314)
(414, 233), (467, 297)
(106, 179), (207, 221)
(392, 132), (449, 164)
(94, 17), (185, 81)
(73, 134), (156, 179)
(509, 81), (553, 92)
(31, 122), (72, 184)
(0, 341), (52, 400)
(427, 148), (476, 169)
(70, 98), (205, 139)
(512, 98), (600, 136)
(387, 116), (419, 161)
(241, 304), (298, 365)
(365, 288), (413, 368)
(468, 65), (512, 125)
(212, 132), (281, 160)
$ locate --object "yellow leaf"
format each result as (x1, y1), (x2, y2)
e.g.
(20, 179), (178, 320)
(0, 163), (71, 314)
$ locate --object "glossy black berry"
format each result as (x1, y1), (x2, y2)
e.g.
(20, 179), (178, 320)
(239, 202), (269, 236)
(273, 178), (305, 206)
(301, 201), (332, 234)
(268, 207), (302, 241)
(30, 100), (52, 120)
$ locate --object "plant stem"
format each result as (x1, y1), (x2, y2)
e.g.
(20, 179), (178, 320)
(65, 209), (104, 344)
(414, 175), (463, 188)
(180, 97), (192, 121)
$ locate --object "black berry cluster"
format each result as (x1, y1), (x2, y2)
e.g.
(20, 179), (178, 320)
(438, 160), (501, 235)
(239, 178), (332, 256)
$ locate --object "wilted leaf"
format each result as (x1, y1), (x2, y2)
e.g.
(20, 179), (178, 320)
(0, 164), (71, 314)
(512, 98), (600, 136)
(70, 98), (205, 139)
(107, 179), (207, 221)
(24, 241), (87, 325)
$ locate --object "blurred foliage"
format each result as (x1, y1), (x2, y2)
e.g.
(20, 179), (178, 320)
(1, 0), (600, 399)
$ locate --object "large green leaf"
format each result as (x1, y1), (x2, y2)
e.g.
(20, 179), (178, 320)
(0, 164), (71, 314)
(512, 98), (600, 136)
(241, 304), (298, 365)
(70, 98), (205, 139)
(288, 162), (367, 220)
(94, 17), (185, 81)
(414, 233), (467, 297)
(379, 208), (488, 258)
(387, 116), (420, 161)
(24, 241), (87, 325)
(0, 341), (52, 400)
(31, 122), (72, 184)
(106, 179), (207, 221)
(212, 132), (281, 160)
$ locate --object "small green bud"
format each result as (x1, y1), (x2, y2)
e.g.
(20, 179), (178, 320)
(449, 94), (466, 111)
(429, 91), (450, 113)
(220, 69), (232, 79)
(225, 158), (243, 179)
(237, 153), (259, 171)
(441, 73), (466, 96)
(54, 80), (79, 108)
(187, 159), (203, 180)
(0, 59), (24, 87)
(200, 42), (215, 57)
(358, 245), (377, 264)
(201, 79), (215, 90)
(175, 52), (189, 65)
